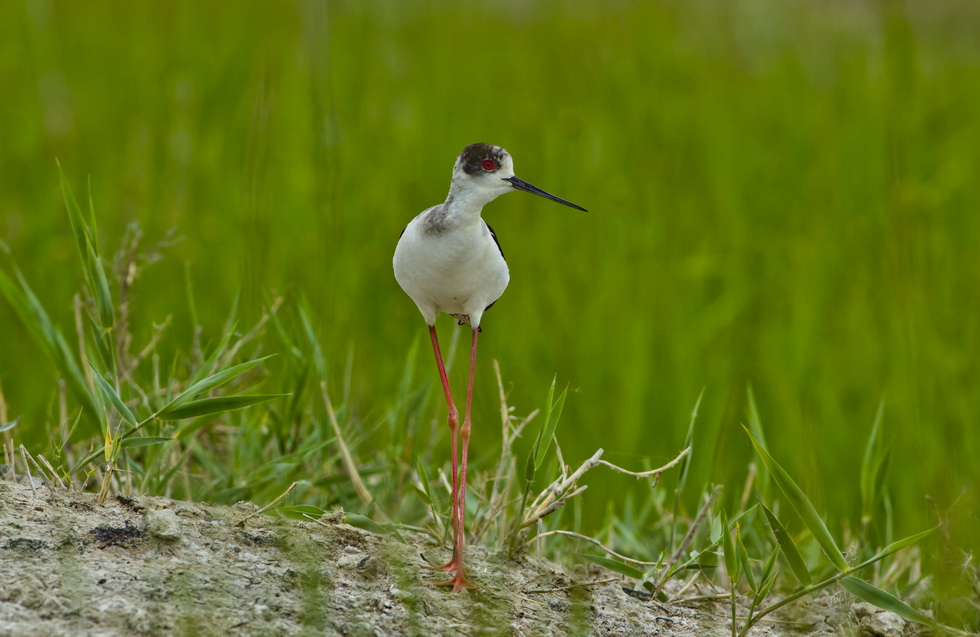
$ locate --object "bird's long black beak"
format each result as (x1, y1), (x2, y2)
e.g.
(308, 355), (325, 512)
(504, 176), (588, 212)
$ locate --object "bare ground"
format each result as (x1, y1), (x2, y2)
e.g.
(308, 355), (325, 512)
(0, 479), (913, 636)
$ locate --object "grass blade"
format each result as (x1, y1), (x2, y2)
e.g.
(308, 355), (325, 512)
(90, 368), (138, 427)
(185, 295), (240, 387)
(721, 510), (738, 582)
(59, 162), (115, 332)
(868, 527), (936, 563)
(670, 388), (702, 554)
(754, 549), (780, 606)
(0, 266), (100, 429)
(840, 577), (942, 631)
(412, 483), (433, 507)
(415, 458), (434, 507)
(677, 387), (702, 492)
(760, 500), (811, 585)
(344, 513), (388, 535)
(745, 385), (771, 500)
(157, 355), (273, 417)
(736, 524), (756, 591)
(280, 505), (328, 519)
(299, 299), (327, 382)
(745, 385), (767, 448)
(120, 436), (172, 449)
(581, 554), (645, 580)
(744, 425), (848, 571)
(0, 417), (19, 433)
(157, 394), (285, 420)
(532, 376), (567, 471)
(860, 400), (891, 527)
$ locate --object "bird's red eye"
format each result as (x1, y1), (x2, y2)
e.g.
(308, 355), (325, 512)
(481, 159), (496, 171)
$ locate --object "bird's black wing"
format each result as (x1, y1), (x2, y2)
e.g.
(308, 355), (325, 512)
(485, 222), (504, 259)
(481, 222), (505, 318)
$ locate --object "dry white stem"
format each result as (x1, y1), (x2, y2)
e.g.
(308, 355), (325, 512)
(494, 359), (510, 443)
(19, 445), (38, 498)
(304, 508), (346, 527)
(487, 361), (517, 523)
(521, 446), (692, 543)
(3, 436), (13, 478)
(322, 381), (372, 507)
(530, 447), (604, 514)
(98, 464), (114, 503)
(478, 359), (539, 545)
(435, 467), (452, 498)
(553, 435), (566, 476)
(525, 577), (620, 594)
(671, 592), (730, 604)
(667, 571), (705, 600)
(523, 485), (588, 528)
(534, 530), (662, 567)
(1, 383), (13, 479)
(237, 481), (298, 526)
(670, 485), (720, 565)
(596, 445), (691, 480)
(650, 485), (722, 598)
(58, 380), (69, 456)
(523, 448), (604, 528)
(0, 379), (9, 446)
(36, 455), (67, 489)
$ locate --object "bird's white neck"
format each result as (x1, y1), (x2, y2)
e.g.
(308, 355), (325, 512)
(443, 178), (500, 224)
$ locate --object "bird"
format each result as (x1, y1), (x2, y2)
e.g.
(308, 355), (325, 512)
(393, 142), (586, 591)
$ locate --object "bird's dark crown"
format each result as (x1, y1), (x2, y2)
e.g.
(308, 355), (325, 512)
(458, 143), (506, 176)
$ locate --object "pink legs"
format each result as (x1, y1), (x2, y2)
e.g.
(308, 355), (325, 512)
(425, 325), (478, 592)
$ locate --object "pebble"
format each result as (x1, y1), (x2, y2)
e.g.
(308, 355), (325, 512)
(145, 508), (182, 541)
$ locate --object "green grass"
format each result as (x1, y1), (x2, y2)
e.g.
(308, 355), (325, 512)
(1, 0), (979, 630)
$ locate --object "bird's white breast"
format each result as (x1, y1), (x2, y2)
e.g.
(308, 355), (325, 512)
(393, 210), (509, 327)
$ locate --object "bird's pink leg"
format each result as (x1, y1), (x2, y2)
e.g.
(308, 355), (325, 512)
(455, 328), (479, 584)
(423, 324), (462, 574)
(429, 328), (478, 591)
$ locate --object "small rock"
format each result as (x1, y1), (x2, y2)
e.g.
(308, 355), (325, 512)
(853, 601), (906, 637)
(16, 475), (46, 489)
(234, 500), (259, 513)
(145, 508), (182, 541)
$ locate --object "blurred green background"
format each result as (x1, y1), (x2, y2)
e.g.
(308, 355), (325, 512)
(1, 0), (977, 598)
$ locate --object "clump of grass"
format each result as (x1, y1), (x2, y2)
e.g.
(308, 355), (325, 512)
(408, 360), (690, 558)
(724, 425), (945, 636)
(394, 350), (957, 632)
(0, 169), (369, 513)
(561, 389), (967, 636)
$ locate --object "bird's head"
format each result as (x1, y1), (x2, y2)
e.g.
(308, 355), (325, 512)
(450, 143), (587, 212)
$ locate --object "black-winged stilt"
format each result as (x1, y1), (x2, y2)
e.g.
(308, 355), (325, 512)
(393, 142), (586, 591)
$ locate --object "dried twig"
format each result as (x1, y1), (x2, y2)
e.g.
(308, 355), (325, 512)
(534, 529), (662, 566)
(237, 481), (299, 526)
(323, 381), (372, 507)
(522, 446), (692, 534)
(525, 577), (619, 594)
(650, 484), (722, 598)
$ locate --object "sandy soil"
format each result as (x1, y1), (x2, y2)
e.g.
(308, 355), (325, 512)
(0, 479), (913, 636)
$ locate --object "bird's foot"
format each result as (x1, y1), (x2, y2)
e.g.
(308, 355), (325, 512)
(422, 552), (476, 591)
(421, 559), (456, 573)
(425, 566), (476, 592)
(422, 550), (463, 573)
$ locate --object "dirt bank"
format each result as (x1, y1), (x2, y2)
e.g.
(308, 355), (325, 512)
(0, 479), (911, 636)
